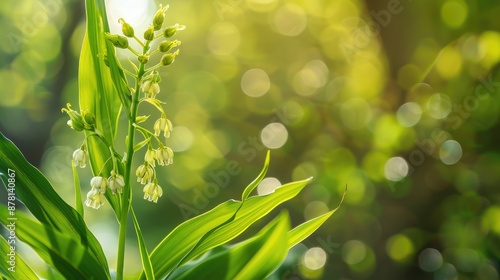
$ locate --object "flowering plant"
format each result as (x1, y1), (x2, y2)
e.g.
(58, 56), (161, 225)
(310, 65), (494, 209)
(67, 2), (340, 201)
(0, 1), (343, 279)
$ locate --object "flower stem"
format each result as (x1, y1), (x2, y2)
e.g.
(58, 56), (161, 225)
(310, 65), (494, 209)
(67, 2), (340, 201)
(116, 41), (149, 280)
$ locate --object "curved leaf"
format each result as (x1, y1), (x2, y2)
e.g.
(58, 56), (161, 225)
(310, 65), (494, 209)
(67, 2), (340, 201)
(171, 211), (290, 280)
(131, 208), (155, 280)
(0, 207), (108, 280)
(79, 0), (128, 217)
(144, 177), (312, 279)
(0, 236), (37, 280)
(287, 186), (347, 248)
(0, 132), (109, 275)
(241, 150), (270, 201)
(72, 160), (84, 217)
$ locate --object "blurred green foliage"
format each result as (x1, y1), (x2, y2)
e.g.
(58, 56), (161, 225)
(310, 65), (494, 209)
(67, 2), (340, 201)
(1, 0), (499, 279)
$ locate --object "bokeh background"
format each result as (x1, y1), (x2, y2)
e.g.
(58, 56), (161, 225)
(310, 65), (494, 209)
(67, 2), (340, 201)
(1, 0), (500, 279)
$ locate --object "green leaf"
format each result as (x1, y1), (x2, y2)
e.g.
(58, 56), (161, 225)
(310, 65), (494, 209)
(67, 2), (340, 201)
(186, 178), (314, 263)
(0, 207), (109, 280)
(241, 150), (270, 201)
(0, 132), (109, 276)
(141, 98), (166, 115)
(287, 186), (347, 248)
(72, 160), (84, 217)
(131, 208), (155, 280)
(0, 235), (37, 280)
(136, 115), (150, 124)
(79, 0), (125, 216)
(164, 152), (272, 275)
(145, 177), (312, 279)
(171, 211), (290, 280)
(134, 137), (151, 152)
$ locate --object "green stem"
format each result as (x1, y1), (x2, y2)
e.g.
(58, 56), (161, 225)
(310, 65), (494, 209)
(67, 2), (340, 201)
(134, 35), (145, 48)
(116, 40), (150, 280)
(127, 46), (141, 57)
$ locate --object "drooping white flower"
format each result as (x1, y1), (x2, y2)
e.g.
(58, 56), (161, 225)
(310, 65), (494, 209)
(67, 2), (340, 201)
(72, 148), (87, 168)
(90, 176), (108, 193)
(136, 163), (154, 185)
(143, 181), (163, 203)
(108, 171), (125, 194)
(144, 149), (157, 167)
(156, 146), (174, 166)
(141, 80), (160, 98)
(153, 117), (173, 138)
(85, 187), (105, 209)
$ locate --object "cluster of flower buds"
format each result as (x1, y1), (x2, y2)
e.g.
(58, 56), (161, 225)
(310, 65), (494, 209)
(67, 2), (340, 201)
(62, 103), (95, 131)
(105, 3), (185, 72)
(105, 3), (184, 105)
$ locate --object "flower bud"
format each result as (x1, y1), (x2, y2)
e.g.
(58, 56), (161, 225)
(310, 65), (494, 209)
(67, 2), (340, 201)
(138, 55), (149, 64)
(158, 40), (181, 53)
(119, 18), (135, 37)
(144, 26), (155, 41)
(136, 115), (150, 123)
(149, 71), (162, 83)
(105, 33), (129, 49)
(153, 4), (169, 31)
(82, 110), (96, 128)
(163, 23), (186, 38)
(61, 103), (85, 131)
(161, 49), (180, 66)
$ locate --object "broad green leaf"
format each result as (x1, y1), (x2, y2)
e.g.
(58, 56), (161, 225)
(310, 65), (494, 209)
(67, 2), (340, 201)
(80, 0), (125, 216)
(0, 207), (109, 280)
(165, 152), (272, 274)
(0, 236), (37, 280)
(131, 208), (155, 280)
(185, 178), (313, 263)
(0, 132), (109, 274)
(171, 211), (290, 280)
(287, 187), (347, 248)
(241, 150), (270, 201)
(144, 177), (312, 279)
(72, 160), (84, 217)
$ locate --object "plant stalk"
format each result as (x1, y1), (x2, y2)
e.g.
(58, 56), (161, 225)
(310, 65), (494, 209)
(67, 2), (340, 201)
(116, 42), (149, 280)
